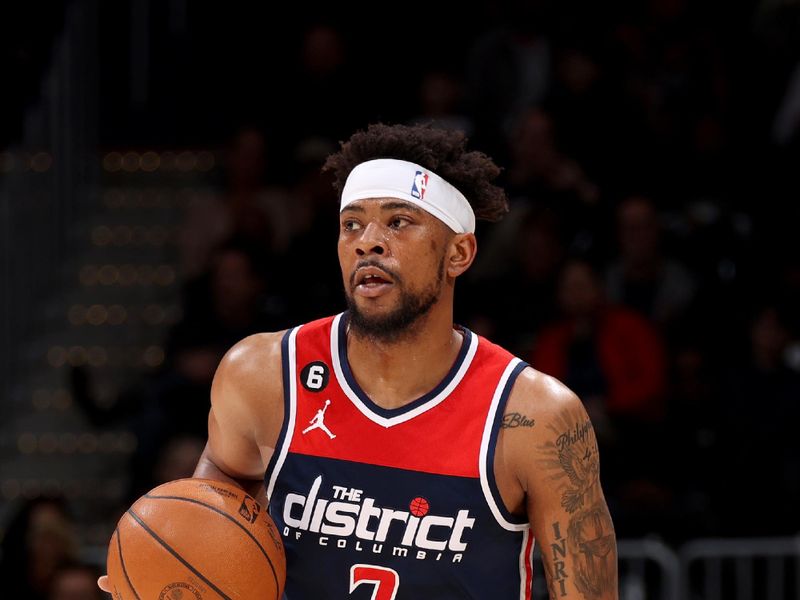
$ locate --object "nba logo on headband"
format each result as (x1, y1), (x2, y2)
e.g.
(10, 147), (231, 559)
(341, 159), (475, 233)
(411, 171), (428, 200)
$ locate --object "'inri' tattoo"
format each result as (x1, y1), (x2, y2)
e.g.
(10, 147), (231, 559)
(549, 521), (569, 597)
(501, 412), (536, 429)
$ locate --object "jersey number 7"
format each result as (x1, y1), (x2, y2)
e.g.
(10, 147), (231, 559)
(349, 564), (400, 600)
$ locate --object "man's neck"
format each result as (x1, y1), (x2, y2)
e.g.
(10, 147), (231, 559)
(345, 310), (463, 410)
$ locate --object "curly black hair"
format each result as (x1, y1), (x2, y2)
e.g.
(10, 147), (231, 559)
(323, 123), (509, 222)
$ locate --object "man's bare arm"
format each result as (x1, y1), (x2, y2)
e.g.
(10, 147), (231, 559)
(99, 331), (285, 593)
(194, 442), (266, 504)
(507, 371), (618, 599)
(192, 331), (286, 503)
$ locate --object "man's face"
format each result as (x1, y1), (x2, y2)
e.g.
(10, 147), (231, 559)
(211, 249), (263, 311)
(558, 261), (603, 318)
(337, 198), (450, 342)
(618, 197), (659, 263)
(50, 569), (102, 600)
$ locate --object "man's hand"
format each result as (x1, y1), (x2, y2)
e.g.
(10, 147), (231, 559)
(97, 575), (111, 593)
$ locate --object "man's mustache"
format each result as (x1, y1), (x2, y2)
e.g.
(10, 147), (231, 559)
(349, 259), (402, 288)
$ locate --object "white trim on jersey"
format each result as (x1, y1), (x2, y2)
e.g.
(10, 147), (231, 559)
(266, 325), (301, 500)
(330, 312), (479, 428)
(518, 529), (535, 600)
(479, 357), (530, 532)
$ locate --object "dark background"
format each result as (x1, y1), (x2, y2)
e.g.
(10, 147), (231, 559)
(1, 1), (799, 598)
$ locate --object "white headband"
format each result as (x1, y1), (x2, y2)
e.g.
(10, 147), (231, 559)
(340, 158), (475, 234)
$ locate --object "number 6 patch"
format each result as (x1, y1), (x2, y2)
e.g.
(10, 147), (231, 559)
(300, 361), (330, 392)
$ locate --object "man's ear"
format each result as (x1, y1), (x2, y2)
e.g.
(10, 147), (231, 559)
(446, 233), (477, 278)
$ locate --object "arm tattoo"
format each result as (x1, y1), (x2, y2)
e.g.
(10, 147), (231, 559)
(501, 412), (536, 429)
(538, 408), (617, 598)
(549, 521), (569, 597)
(538, 412), (598, 513)
(569, 501), (616, 598)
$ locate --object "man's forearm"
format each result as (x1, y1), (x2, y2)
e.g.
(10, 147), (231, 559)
(193, 445), (267, 506)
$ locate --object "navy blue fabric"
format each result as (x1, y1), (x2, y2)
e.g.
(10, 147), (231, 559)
(270, 454), (525, 599)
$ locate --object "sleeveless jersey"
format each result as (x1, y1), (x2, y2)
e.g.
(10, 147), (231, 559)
(265, 313), (534, 599)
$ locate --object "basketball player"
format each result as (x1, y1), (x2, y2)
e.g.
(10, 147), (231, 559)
(100, 123), (618, 598)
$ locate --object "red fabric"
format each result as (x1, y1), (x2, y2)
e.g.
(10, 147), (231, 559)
(531, 307), (666, 419)
(289, 316), (516, 477)
(523, 531), (534, 599)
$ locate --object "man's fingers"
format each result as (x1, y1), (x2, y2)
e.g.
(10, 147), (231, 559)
(98, 575), (111, 592)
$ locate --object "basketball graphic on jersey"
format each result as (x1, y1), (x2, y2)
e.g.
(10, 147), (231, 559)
(269, 314), (534, 599)
(409, 497), (430, 517)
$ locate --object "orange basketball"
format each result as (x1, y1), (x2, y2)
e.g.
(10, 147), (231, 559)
(106, 478), (286, 600)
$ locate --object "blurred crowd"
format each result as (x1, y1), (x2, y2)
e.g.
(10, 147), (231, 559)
(3, 0), (800, 595)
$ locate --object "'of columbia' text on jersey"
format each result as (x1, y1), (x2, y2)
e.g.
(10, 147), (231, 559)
(265, 313), (533, 599)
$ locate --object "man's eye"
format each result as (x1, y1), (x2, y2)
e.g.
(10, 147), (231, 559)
(390, 217), (408, 228)
(343, 221), (361, 231)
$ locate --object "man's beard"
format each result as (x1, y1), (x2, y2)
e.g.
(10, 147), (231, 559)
(346, 258), (445, 344)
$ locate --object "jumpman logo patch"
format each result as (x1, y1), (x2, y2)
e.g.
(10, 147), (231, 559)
(302, 399), (336, 439)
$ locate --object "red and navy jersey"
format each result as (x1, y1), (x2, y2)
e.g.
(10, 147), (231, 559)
(265, 313), (534, 599)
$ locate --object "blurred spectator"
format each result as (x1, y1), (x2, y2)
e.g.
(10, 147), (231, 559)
(771, 59), (800, 149)
(409, 70), (473, 136)
(277, 137), (346, 324)
(505, 106), (600, 202)
(603, 0), (729, 194)
(464, 0), (555, 161)
(0, 496), (79, 600)
(778, 258), (800, 339)
(175, 239), (289, 354)
(532, 257), (667, 426)
(531, 258), (671, 536)
(151, 435), (207, 489)
(716, 303), (800, 535)
(178, 126), (292, 279)
(141, 240), (291, 498)
(72, 355), (213, 505)
(48, 562), (104, 600)
(462, 203), (565, 356)
(71, 358), (212, 505)
(662, 332), (725, 541)
(605, 195), (697, 328)
(504, 107), (602, 253)
(72, 240), (292, 504)
(544, 38), (615, 181)
(284, 23), (364, 144)
(283, 137), (340, 245)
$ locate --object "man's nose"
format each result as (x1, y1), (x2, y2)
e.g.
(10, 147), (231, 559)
(355, 222), (387, 256)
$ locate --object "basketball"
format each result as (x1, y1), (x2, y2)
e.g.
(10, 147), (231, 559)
(409, 496), (430, 517)
(106, 478), (286, 599)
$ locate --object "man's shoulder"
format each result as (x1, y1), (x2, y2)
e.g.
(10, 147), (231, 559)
(218, 331), (288, 381)
(210, 331), (289, 421)
(219, 313), (340, 375)
(506, 366), (585, 425)
(501, 367), (594, 486)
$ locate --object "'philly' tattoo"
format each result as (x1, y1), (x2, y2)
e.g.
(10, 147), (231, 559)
(501, 412), (536, 429)
(539, 414), (598, 513)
